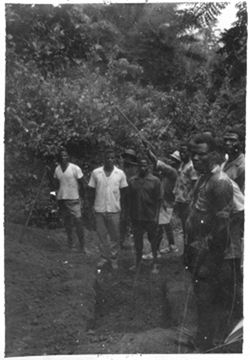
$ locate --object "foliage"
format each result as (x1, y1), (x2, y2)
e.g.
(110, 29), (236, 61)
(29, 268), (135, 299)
(208, 2), (247, 135)
(5, 3), (246, 225)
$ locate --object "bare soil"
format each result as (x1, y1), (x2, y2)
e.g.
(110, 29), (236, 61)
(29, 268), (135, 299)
(5, 222), (242, 356)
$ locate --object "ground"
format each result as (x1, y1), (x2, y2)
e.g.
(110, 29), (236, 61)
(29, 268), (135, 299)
(4, 221), (242, 356)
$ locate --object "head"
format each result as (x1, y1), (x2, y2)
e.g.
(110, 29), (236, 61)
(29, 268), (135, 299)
(223, 126), (244, 159)
(169, 150), (181, 169)
(58, 149), (69, 167)
(189, 133), (219, 174)
(122, 149), (137, 161)
(122, 148), (138, 168)
(179, 142), (190, 163)
(138, 158), (149, 177)
(104, 148), (115, 170)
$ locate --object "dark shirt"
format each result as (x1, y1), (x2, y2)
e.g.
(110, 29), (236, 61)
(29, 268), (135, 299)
(186, 166), (233, 251)
(129, 173), (161, 222)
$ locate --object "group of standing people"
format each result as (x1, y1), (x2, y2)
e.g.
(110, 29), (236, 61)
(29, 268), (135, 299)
(52, 124), (244, 349)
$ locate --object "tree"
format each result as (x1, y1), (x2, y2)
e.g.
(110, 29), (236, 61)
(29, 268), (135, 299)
(208, 2), (247, 134)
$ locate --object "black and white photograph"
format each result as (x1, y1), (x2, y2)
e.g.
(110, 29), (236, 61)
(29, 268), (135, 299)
(3, 0), (248, 357)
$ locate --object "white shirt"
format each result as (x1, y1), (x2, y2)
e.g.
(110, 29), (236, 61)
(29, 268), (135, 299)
(230, 179), (244, 213)
(54, 163), (83, 200)
(88, 166), (128, 213)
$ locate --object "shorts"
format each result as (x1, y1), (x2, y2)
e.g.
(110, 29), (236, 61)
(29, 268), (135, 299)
(158, 206), (173, 225)
(58, 199), (82, 219)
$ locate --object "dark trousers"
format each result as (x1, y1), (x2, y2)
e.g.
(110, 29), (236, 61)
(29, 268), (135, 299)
(174, 202), (189, 239)
(156, 223), (174, 250)
(132, 220), (158, 265)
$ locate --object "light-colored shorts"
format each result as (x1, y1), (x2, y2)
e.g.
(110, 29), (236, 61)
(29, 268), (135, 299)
(158, 206), (173, 225)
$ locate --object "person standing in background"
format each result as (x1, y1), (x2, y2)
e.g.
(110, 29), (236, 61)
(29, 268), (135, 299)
(128, 157), (161, 273)
(53, 149), (86, 252)
(88, 148), (128, 270)
(222, 125), (245, 193)
(120, 149), (138, 249)
(173, 142), (198, 252)
(143, 149), (180, 260)
(222, 126), (245, 313)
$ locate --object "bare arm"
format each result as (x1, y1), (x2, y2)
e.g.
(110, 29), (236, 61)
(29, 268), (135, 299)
(88, 186), (96, 208)
(78, 177), (87, 198)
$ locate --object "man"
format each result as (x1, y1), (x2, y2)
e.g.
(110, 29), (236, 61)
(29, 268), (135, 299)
(144, 149), (180, 258)
(88, 148), (128, 270)
(222, 125), (245, 193)
(186, 133), (234, 349)
(120, 149), (138, 248)
(128, 157), (161, 273)
(53, 149), (86, 252)
(222, 126), (244, 311)
(121, 148), (138, 180)
(173, 142), (198, 238)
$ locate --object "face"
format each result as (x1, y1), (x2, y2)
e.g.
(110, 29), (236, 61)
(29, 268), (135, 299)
(180, 146), (189, 162)
(104, 151), (115, 168)
(224, 132), (240, 155)
(59, 151), (69, 166)
(169, 158), (180, 169)
(139, 159), (149, 177)
(191, 143), (213, 174)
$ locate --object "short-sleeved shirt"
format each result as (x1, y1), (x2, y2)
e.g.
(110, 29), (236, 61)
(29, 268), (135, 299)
(88, 166), (128, 213)
(230, 179), (244, 214)
(173, 160), (198, 204)
(54, 163), (83, 200)
(129, 173), (161, 222)
(222, 153), (245, 194)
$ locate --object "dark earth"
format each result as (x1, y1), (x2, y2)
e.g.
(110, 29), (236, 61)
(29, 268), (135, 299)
(5, 220), (242, 356)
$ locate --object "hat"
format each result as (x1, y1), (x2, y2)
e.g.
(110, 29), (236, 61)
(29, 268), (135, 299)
(122, 149), (137, 160)
(169, 150), (181, 162)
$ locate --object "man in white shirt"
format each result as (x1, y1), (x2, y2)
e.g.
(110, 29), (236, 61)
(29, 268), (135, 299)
(88, 148), (128, 270)
(54, 149), (85, 252)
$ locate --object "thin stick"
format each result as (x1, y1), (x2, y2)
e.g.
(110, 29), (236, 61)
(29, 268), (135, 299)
(114, 106), (154, 150)
(19, 167), (48, 243)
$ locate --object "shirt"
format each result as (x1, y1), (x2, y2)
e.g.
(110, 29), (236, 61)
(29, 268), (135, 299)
(186, 166), (233, 250)
(222, 153), (245, 193)
(54, 163), (83, 200)
(129, 173), (161, 222)
(230, 179), (244, 214)
(88, 166), (128, 213)
(173, 160), (198, 204)
(156, 160), (177, 205)
(191, 166), (233, 215)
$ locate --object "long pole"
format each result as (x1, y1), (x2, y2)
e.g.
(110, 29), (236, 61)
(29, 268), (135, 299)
(114, 106), (154, 151)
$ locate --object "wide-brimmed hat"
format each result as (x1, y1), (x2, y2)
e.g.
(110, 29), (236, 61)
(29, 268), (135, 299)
(122, 149), (137, 157)
(122, 149), (138, 166)
(169, 150), (181, 162)
(122, 149), (137, 160)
